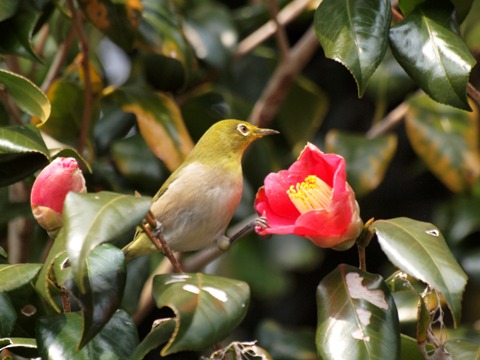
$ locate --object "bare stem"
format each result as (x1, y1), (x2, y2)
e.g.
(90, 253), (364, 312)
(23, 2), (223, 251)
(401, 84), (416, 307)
(249, 25), (319, 128)
(66, 0), (93, 156)
(234, 0), (311, 58)
(366, 101), (409, 139)
(268, 0), (290, 60)
(467, 82), (480, 108)
(61, 287), (72, 313)
(357, 244), (367, 272)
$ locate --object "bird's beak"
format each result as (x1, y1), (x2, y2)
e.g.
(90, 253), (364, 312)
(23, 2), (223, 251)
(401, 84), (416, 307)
(253, 127), (279, 138)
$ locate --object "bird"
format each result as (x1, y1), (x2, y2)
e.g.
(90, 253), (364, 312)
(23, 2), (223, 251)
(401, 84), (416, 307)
(122, 119), (278, 260)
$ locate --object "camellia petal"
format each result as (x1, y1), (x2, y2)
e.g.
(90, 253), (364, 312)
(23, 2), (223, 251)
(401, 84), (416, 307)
(255, 143), (362, 250)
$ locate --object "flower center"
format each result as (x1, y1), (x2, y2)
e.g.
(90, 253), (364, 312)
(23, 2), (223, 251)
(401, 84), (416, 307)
(287, 175), (333, 214)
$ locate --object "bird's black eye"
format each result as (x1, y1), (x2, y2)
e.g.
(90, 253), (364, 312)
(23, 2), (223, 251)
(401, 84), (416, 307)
(237, 124), (250, 136)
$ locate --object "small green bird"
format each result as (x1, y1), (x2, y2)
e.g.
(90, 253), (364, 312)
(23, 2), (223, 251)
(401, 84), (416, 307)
(122, 119), (278, 260)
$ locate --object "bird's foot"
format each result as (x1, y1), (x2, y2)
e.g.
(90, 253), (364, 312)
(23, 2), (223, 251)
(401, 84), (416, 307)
(217, 216), (270, 251)
(254, 216), (268, 232)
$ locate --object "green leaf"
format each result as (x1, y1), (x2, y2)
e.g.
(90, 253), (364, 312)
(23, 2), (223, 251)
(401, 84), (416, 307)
(256, 320), (316, 359)
(389, 2), (476, 110)
(0, 0), (20, 22)
(152, 273), (250, 356)
(37, 310), (138, 359)
(0, 264), (42, 292)
(129, 318), (176, 360)
(55, 244), (126, 348)
(0, 124), (50, 186)
(372, 217), (468, 327)
(314, 0), (392, 96)
(0, 293), (16, 337)
(78, 0), (142, 51)
(0, 337), (37, 352)
(183, 3), (237, 69)
(0, 69), (50, 121)
(0, 2), (41, 61)
(400, 334), (434, 360)
(138, 0), (196, 88)
(108, 87), (194, 171)
(405, 93), (480, 193)
(444, 339), (480, 359)
(64, 191), (151, 292)
(316, 264), (400, 360)
(277, 76), (328, 154)
(325, 130), (398, 197)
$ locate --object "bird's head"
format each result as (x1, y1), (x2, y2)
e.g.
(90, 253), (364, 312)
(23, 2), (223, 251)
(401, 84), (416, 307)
(191, 120), (279, 163)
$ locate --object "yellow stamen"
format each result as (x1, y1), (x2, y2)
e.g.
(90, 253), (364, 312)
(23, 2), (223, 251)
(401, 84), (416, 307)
(287, 175), (333, 214)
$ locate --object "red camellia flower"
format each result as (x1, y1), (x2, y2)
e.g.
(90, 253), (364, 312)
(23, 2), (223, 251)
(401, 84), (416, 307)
(255, 143), (363, 250)
(31, 157), (86, 237)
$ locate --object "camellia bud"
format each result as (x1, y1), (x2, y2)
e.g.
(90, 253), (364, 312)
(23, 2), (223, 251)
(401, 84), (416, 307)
(255, 143), (363, 250)
(30, 157), (86, 237)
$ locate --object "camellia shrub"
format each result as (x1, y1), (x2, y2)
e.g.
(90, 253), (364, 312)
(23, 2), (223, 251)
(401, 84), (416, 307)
(1, 0), (480, 359)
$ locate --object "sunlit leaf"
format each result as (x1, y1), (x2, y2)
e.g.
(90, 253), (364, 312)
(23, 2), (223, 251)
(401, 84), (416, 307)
(389, 2), (476, 110)
(314, 0), (391, 96)
(405, 93), (480, 193)
(0, 69), (50, 121)
(37, 310), (138, 359)
(372, 217), (468, 327)
(0, 337), (37, 353)
(78, 0), (142, 51)
(316, 264), (400, 360)
(0, 125), (50, 186)
(0, 264), (42, 292)
(64, 191), (151, 292)
(277, 76), (328, 153)
(152, 273), (250, 356)
(325, 130), (397, 197)
(108, 87), (194, 171)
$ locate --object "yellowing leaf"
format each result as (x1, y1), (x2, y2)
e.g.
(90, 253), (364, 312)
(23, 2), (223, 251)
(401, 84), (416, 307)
(406, 93), (480, 193)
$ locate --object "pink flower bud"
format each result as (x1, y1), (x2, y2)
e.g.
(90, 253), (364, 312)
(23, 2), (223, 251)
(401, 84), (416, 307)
(255, 143), (363, 250)
(30, 157), (86, 237)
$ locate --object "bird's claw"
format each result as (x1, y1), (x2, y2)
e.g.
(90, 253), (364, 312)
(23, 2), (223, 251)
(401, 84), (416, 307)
(254, 216), (268, 232)
(217, 235), (230, 251)
(152, 220), (164, 237)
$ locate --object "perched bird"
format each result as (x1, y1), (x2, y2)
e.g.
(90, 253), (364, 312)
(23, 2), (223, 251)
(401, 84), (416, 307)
(122, 119), (278, 260)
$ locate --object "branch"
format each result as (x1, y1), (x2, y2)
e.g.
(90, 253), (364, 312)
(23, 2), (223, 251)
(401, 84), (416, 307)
(366, 101), (409, 139)
(66, 0), (93, 156)
(234, 0), (311, 59)
(249, 25), (319, 128)
(267, 0), (290, 60)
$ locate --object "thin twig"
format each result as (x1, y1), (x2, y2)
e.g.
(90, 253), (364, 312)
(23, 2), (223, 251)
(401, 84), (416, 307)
(0, 87), (24, 124)
(41, 26), (76, 92)
(249, 25), (319, 128)
(267, 0), (290, 60)
(357, 244), (366, 272)
(467, 82), (480, 108)
(234, 0), (311, 59)
(365, 101), (409, 139)
(65, 0), (93, 156)
(61, 287), (72, 313)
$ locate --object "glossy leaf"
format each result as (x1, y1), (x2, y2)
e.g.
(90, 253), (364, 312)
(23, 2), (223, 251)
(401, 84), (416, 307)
(444, 339), (480, 359)
(372, 217), (468, 327)
(405, 93), (480, 193)
(277, 76), (328, 153)
(316, 264), (400, 360)
(256, 320), (316, 359)
(0, 337), (37, 352)
(55, 244), (126, 348)
(64, 191), (151, 292)
(0, 125), (50, 186)
(314, 0), (391, 96)
(0, 69), (50, 121)
(183, 3), (237, 69)
(78, 0), (142, 51)
(152, 273), (250, 356)
(0, 264), (42, 292)
(129, 318), (176, 360)
(325, 130), (397, 197)
(37, 310), (138, 359)
(389, 3), (476, 110)
(0, 293), (16, 337)
(109, 87), (194, 171)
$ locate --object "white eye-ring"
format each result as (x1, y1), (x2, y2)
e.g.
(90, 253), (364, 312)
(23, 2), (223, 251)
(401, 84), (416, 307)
(237, 124), (250, 136)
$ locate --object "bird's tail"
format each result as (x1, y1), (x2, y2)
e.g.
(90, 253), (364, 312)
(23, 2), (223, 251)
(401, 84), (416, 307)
(122, 232), (160, 261)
